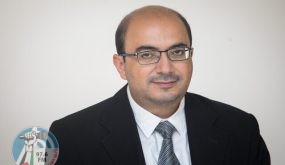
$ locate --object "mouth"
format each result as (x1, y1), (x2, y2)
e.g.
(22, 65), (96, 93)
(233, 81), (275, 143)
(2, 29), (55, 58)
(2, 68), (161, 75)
(152, 80), (177, 89)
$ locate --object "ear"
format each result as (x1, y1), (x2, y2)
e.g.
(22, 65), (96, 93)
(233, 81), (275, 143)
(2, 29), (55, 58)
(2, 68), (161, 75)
(113, 54), (127, 80)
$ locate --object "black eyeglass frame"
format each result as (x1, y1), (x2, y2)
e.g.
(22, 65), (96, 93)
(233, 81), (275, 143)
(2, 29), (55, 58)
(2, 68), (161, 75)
(118, 46), (194, 65)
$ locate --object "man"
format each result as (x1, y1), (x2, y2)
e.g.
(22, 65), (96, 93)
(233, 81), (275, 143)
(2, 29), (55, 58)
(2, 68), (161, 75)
(49, 5), (270, 165)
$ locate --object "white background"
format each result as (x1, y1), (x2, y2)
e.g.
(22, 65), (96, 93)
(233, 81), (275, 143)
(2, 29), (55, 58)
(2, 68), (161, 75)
(1, 0), (284, 164)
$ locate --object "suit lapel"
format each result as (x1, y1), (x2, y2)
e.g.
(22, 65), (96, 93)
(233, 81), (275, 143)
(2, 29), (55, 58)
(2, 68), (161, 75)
(185, 93), (229, 165)
(99, 85), (146, 165)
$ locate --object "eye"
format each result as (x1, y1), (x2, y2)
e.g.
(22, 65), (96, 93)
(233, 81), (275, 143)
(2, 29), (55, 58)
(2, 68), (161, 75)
(170, 48), (185, 56)
(138, 51), (155, 59)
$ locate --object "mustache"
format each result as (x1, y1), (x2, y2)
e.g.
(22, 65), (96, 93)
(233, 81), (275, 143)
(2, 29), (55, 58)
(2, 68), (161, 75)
(149, 74), (180, 82)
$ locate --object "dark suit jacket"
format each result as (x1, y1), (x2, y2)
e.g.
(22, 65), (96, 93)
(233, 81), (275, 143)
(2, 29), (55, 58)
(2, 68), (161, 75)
(49, 85), (270, 165)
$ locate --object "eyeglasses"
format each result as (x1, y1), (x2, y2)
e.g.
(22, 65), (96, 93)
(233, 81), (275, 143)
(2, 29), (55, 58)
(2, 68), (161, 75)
(119, 46), (193, 65)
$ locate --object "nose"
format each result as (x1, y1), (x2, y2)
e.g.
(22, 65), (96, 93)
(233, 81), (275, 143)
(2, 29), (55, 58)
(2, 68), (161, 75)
(155, 52), (173, 74)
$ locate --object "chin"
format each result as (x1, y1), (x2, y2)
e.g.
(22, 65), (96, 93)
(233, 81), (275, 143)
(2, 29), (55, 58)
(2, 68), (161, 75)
(150, 93), (181, 104)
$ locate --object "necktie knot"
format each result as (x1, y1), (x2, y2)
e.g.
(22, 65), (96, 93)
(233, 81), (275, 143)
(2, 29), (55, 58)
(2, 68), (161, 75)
(155, 121), (176, 139)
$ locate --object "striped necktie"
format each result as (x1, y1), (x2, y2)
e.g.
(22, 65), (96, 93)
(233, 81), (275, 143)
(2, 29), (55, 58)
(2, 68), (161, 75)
(155, 121), (180, 165)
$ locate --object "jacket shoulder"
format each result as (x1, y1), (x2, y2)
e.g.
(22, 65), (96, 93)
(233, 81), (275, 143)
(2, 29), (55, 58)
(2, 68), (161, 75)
(185, 93), (258, 132)
(186, 92), (251, 118)
(53, 95), (115, 128)
(49, 95), (121, 164)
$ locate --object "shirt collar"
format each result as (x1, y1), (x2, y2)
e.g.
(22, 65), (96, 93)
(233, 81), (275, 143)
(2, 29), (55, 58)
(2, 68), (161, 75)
(127, 86), (186, 138)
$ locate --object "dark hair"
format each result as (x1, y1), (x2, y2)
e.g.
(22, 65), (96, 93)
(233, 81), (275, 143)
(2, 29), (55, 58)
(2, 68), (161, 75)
(115, 7), (192, 54)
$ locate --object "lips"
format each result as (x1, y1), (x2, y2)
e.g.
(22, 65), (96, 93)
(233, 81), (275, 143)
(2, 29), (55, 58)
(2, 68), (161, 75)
(152, 80), (177, 88)
(149, 74), (179, 88)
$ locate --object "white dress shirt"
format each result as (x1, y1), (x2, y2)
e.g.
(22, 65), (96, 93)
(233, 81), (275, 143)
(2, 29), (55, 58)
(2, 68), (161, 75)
(127, 86), (192, 165)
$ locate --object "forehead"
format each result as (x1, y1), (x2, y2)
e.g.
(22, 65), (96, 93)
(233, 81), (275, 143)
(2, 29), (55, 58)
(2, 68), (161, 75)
(124, 11), (190, 51)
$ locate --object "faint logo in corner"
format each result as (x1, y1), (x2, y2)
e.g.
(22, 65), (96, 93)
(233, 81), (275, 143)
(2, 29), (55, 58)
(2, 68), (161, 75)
(12, 126), (59, 165)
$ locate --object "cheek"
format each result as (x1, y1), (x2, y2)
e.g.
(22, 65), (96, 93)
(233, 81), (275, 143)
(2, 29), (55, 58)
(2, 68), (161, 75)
(178, 63), (193, 81)
(125, 65), (153, 85)
(187, 65), (193, 82)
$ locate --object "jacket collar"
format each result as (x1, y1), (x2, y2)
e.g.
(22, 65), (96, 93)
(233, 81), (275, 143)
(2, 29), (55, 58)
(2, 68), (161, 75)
(185, 93), (229, 165)
(99, 85), (146, 165)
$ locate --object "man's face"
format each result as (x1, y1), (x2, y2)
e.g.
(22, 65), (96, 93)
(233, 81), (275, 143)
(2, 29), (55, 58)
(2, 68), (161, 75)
(114, 14), (193, 108)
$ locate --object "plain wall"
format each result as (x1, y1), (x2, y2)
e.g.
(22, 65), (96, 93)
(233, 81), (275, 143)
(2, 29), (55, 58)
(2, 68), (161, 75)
(1, 0), (284, 164)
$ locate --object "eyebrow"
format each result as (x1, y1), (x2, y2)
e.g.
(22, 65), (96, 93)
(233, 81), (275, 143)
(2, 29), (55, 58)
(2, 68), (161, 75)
(135, 45), (157, 52)
(168, 43), (188, 49)
(135, 43), (188, 52)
